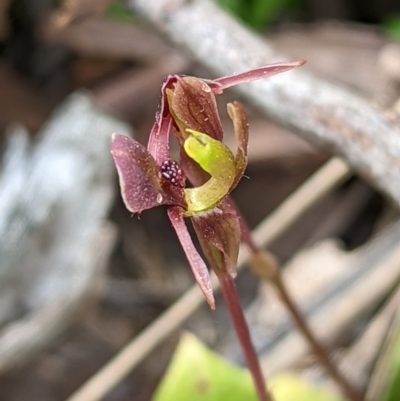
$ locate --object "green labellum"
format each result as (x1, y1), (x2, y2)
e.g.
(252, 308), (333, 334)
(184, 130), (236, 214)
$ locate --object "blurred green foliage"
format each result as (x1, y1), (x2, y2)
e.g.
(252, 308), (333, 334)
(383, 14), (400, 40)
(380, 330), (400, 401)
(152, 333), (258, 401)
(106, 2), (137, 23)
(152, 332), (346, 401)
(215, 0), (303, 30)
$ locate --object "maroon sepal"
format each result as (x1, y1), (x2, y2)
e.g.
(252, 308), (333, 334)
(111, 134), (185, 213)
(167, 206), (215, 309)
(191, 201), (241, 278)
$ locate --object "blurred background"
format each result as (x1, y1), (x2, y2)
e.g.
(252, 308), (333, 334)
(2, 1), (400, 400)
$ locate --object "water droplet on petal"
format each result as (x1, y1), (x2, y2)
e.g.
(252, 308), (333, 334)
(157, 193), (163, 203)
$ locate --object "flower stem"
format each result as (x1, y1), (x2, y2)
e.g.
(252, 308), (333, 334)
(233, 200), (364, 400)
(272, 272), (364, 401)
(241, 240), (364, 401)
(218, 273), (272, 401)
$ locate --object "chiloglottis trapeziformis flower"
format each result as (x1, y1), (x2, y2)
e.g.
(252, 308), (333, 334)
(111, 61), (306, 309)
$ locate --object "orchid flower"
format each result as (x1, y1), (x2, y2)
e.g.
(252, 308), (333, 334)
(111, 61), (305, 310)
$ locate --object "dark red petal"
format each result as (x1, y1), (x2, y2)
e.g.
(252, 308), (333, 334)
(147, 75), (178, 164)
(147, 112), (172, 165)
(211, 61), (306, 92)
(111, 134), (183, 213)
(170, 76), (223, 141)
(227, 102), (249, 191)
(167, 207), (215, 309)
(191, 202), (241, 277)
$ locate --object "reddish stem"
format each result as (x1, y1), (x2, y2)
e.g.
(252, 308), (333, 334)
(234, 204), (364, 401)
(218, 273), (272, 401)
(274, 275), (364, 401)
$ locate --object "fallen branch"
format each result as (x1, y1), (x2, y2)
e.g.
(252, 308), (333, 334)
(0, 93), (130, 372)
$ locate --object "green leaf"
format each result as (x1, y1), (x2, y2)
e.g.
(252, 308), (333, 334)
(269, 374), (347, 401)
(152, 332), (258, 401)
(152, 332), (347, 401)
